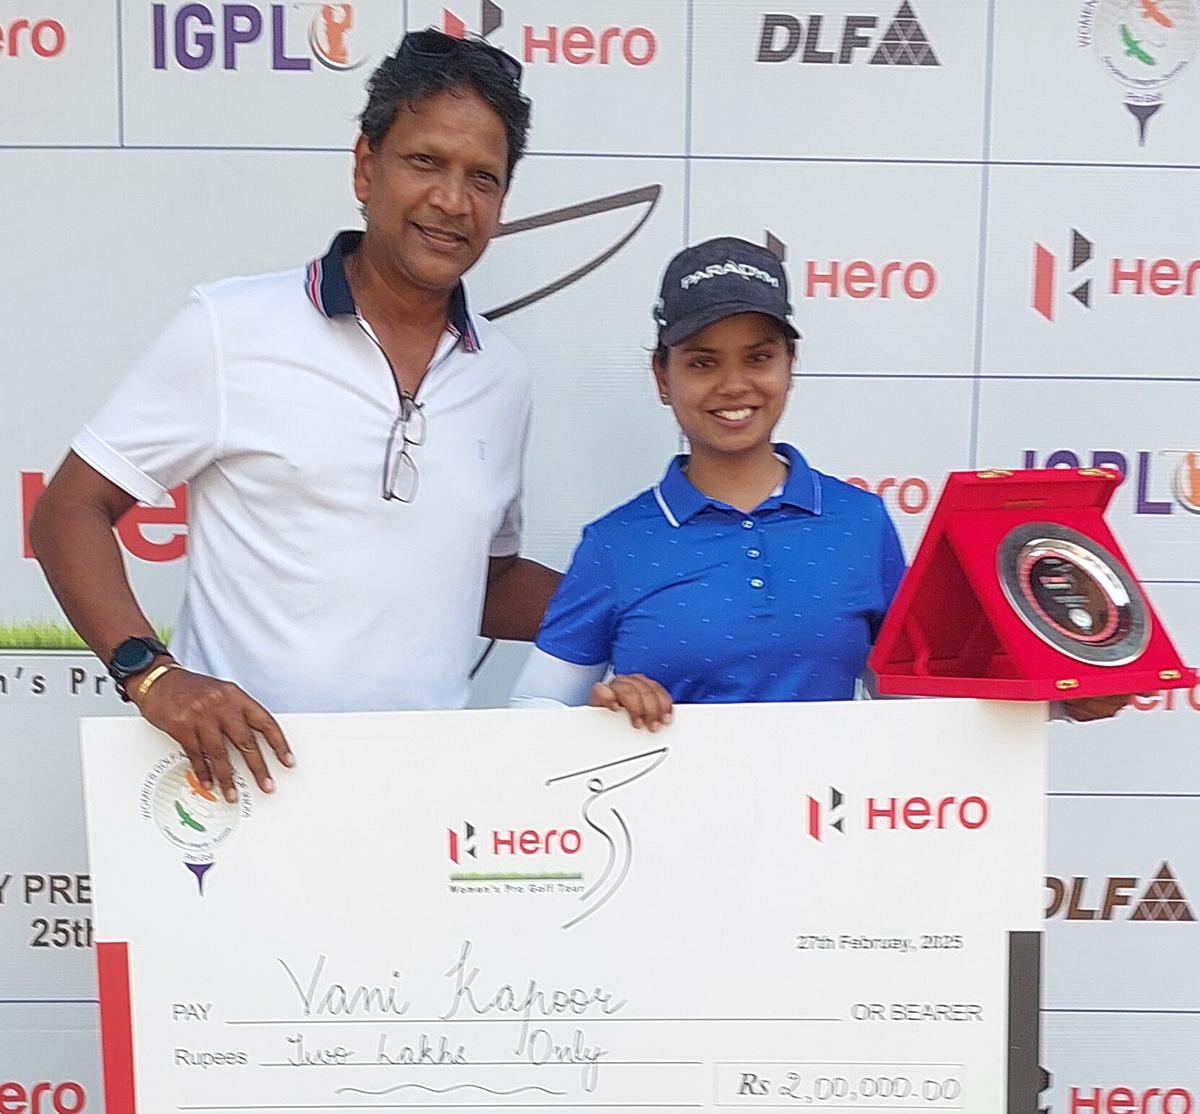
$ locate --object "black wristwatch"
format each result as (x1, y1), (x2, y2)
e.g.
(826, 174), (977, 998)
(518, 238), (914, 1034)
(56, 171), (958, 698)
(108, 636), (171, 700)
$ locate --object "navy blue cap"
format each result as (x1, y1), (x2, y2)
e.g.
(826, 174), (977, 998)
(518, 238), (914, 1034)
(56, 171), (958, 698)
(652, 236), (799, 347)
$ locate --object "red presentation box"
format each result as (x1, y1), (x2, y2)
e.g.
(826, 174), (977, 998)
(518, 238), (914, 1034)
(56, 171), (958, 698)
(869, 469), (1197, 700)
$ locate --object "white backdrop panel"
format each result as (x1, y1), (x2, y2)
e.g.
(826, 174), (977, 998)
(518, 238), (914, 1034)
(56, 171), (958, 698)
(1048, 583), (1200, 794)
(991, 0), (1200, 165)
(689, 160), (982, 374)
(982, 163), (1200, 377)
(406, 0), (689, 156)
(120, 1), (404, 147)
(690, 0), (988, 160)
(1044, 1014), (1200, 1112)
(773, 375), (976, 556)
(0, 3), (118, 145)
(1045, 796), (1200, 1011)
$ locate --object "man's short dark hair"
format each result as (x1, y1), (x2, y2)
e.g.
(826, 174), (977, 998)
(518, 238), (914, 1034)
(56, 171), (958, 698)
(360, 37), (532, 186)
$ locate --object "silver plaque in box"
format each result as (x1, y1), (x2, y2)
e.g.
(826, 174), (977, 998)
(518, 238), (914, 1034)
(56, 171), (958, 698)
(997, 523), (1150, 666)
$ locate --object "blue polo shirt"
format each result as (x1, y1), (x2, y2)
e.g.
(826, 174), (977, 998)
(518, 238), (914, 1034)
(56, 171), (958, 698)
(535, 444), (905, 703)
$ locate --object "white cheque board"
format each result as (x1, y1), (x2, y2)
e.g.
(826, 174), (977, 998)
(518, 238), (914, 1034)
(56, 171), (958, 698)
(81, 699), (1046, 1113)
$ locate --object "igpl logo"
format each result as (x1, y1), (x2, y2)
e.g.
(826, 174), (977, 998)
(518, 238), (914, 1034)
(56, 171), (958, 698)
(152, 3), (365, 71)
(1020, 449), (1200, 516)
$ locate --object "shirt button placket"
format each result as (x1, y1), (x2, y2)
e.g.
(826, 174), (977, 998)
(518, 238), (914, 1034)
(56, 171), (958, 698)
(744, 520), (771, 616)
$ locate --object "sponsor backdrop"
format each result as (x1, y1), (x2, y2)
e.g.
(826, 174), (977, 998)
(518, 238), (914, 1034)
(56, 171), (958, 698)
(1, 0), (1197, 1108)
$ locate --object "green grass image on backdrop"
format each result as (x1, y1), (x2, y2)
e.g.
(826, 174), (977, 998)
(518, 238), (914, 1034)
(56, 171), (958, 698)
(0, 623), (172, 651)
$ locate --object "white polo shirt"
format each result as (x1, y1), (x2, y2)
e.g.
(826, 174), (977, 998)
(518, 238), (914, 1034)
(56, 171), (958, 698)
(73, 231), (532, 713)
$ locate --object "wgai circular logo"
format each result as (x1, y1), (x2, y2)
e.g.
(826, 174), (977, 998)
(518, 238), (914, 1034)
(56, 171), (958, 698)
(141, 755), (250, 894)
(1082, 0), (1200, 143)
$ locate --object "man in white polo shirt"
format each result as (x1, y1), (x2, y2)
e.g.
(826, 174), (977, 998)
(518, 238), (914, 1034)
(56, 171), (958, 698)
(29, 31), (559, 804)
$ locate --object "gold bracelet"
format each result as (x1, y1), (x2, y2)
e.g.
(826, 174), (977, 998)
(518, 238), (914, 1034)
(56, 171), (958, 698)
(135, 662), (180, 700)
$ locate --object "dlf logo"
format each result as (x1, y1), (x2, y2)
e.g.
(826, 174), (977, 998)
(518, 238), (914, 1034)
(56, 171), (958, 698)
(1045, 862), (1196, 922)
(757, 2), (938, 66)
(807, 787), (845, 840)
(1032, 229), (1094, 321)
(447, 822), (477, 865)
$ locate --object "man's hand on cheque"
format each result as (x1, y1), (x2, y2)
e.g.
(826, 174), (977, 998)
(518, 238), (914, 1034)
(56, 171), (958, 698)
(132, 668), (294, 802)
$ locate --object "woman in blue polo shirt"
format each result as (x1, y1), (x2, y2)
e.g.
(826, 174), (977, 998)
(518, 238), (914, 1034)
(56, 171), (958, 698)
(510, 236), (905, 728)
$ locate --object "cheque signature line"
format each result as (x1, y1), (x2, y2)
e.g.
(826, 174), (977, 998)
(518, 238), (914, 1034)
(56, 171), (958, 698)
(259, 1060), (704, 1067)
(229, 1017), (839, 1025)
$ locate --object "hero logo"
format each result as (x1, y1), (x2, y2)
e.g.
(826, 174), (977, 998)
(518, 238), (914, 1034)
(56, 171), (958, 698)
(448, 820), (582, 862)
(443, 0), (657, 66)
(803, 259), (936, 300)
(1032, 228), (1200, 321)
(757, 2), (939, 65)
(1066, 1085), (1197, 1113)
(806, 786), (844, 840)
(0, 16), (66, 58)
(1045, 862), (1195, 922)
(1132, 684), (1200, 712)
(845, 474), (931, 515)
(807, 789), (989, 837)
(1020, 450), (1200, 516)
(20, 472), (188, 562)
(761, 230), (937, 301)
(0, 1082), (86, 1114)
(152, 3), (365, 71)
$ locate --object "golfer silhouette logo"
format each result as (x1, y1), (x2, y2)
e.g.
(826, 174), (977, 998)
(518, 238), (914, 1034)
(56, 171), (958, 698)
(546, 746), (669, 930)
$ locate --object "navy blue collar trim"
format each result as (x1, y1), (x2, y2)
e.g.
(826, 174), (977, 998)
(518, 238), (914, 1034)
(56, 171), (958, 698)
(654, 443), (822, 526)
(304, 230), (480, 352)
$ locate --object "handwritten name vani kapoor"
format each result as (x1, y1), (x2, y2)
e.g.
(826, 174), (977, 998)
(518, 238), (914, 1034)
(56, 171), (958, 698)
(171, 940), (624, 1093)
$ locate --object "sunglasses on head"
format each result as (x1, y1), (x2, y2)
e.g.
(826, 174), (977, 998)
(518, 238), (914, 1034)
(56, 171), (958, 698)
(399, 28), (523, 87)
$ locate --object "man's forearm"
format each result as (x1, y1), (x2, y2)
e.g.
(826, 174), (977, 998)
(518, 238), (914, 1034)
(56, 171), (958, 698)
(29, 482), (158, 664)
(482, 557), (561, 641)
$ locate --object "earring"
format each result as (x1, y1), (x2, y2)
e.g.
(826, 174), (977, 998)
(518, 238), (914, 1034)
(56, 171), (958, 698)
(659, 391), (669, 403)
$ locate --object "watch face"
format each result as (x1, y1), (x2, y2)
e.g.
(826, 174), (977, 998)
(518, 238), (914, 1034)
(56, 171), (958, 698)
(111, 637), (158, 677)
(997, 523), (1151, 666)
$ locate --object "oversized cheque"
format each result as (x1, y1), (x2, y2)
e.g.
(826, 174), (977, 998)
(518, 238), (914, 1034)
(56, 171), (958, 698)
(81, 699), (1045, 1113)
